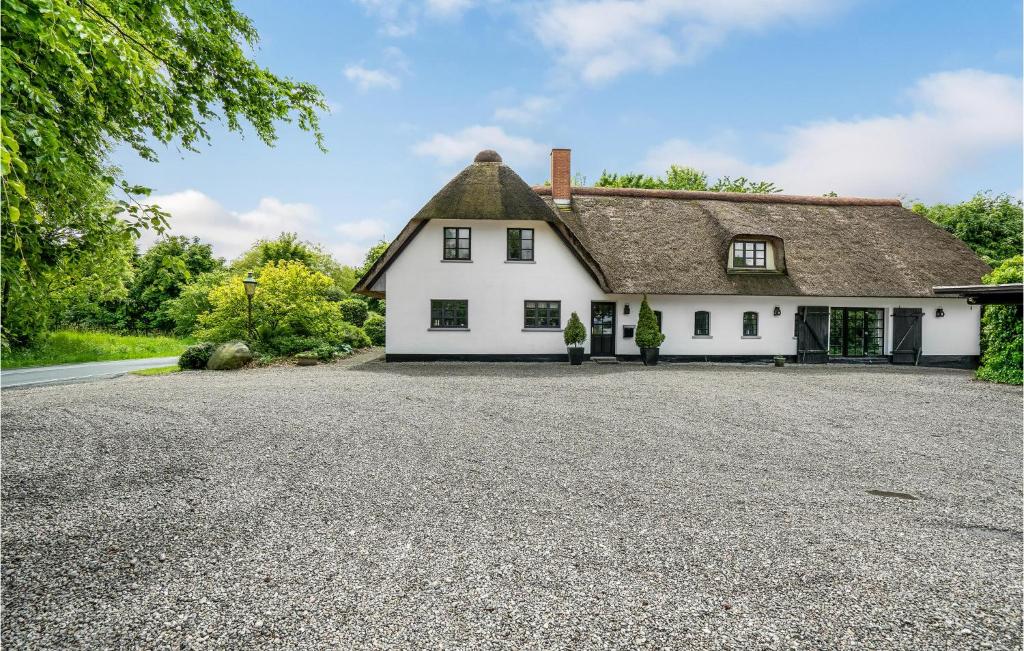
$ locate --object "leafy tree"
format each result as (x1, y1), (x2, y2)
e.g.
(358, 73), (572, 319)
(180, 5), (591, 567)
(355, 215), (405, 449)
(634, 295), (665, 350)
(596, 165), (781, 194)
(162, 269), (230, 337)
(197, 261), (368, 354)
(976, 256), (1023, 385)
(355, 240), (389, 280)
(1, 0), (326, 345)
(2, 180), (138, 343)
(231, 233), (356, 291)
(911, 193), (1023, 266)
(123, 236), (223, 332)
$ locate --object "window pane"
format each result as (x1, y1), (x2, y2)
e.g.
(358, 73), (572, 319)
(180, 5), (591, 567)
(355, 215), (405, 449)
(695, 311), (709, 336)
(431, 300), (467, 328)
(743, 312), (758, 336)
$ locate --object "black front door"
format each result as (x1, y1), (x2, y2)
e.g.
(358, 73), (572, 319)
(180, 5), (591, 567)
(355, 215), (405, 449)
(591, 302), (616, 356)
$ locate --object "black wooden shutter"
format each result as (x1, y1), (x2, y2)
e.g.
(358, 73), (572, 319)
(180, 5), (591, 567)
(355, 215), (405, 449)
(891, 308), (923, 365)
(796, 306), (830, 364)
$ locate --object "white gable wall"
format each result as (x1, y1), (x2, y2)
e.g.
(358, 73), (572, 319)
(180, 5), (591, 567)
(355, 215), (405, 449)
(382, 219), (980, 358)
(384, 219), (604, 355)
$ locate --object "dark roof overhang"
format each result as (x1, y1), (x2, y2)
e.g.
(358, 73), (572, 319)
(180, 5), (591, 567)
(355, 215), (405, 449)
(932, 283), (1024, 305)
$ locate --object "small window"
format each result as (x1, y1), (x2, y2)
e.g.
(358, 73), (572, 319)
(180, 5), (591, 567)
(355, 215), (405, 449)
(431, 300), (468, 328)
(655, 310), (663, 331)
(733, 241), (766, 268)
(694, 311), (710, 336)
(524, 300), (560, 328)
(743, 311), (759, 336)
(507, 228), (534, 261)
(443, 227), (471, 260)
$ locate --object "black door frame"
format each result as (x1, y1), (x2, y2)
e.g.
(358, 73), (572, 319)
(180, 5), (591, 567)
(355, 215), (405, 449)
(590, 301), (616, 356)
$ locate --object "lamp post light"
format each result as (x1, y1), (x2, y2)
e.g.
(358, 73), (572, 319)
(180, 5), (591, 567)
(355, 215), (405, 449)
(243, 271), (258, 338)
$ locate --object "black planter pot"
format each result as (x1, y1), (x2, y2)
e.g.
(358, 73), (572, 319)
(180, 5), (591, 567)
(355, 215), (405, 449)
(567, 347), (585, 365)
(640, 347), (660, 366)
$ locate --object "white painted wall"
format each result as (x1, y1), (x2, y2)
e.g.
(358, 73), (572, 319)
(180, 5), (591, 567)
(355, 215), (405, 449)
(384, 219), (604, 354)
(611, 295), (979, 357)
(383, 219), (981, 357)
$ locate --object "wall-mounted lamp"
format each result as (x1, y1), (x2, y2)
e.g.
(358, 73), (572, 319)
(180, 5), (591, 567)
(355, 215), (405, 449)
(623, 304), (630, 315)
(935, 308), (944, 318)
(773, 306), (782, 317)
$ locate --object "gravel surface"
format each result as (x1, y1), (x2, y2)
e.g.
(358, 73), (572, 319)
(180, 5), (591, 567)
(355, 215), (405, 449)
(2, 354), (1021, 649)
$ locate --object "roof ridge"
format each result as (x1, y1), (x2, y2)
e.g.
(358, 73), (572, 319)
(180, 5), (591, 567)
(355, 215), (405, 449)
(532, 185), (903, 207)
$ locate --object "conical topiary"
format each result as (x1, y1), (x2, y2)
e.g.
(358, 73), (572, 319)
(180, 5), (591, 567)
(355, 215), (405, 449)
(563, 311), (586, 347)
(634, 295), (665, 350)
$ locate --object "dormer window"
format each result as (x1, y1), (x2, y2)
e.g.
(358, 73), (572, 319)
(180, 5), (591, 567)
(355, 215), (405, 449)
(733, 240), (766, 268)
(727, 237), (784, 274)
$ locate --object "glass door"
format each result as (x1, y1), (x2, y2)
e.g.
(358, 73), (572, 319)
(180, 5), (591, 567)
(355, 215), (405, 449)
(829, 308), (884, 357)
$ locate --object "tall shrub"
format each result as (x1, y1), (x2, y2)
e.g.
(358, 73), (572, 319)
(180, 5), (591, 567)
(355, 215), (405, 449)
(339, 298), (369, 327)
(364, 312), (386, 346)
(634, 296), (665, 349)
(976, 256), (1023, 385)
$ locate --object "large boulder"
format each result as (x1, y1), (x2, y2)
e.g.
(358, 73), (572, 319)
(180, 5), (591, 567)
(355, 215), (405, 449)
(206, 342), (253, 370)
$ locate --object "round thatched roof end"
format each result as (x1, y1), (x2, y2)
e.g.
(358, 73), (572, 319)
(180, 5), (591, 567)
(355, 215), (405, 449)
(474, 149), (502, 163)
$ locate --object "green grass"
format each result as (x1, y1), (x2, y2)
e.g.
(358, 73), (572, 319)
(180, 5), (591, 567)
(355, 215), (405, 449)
(1, 330), (191, 369)
(131, 365), (181, 377)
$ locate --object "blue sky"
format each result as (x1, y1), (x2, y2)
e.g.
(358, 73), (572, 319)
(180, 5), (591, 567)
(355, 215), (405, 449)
(117, 0), (1023, 264)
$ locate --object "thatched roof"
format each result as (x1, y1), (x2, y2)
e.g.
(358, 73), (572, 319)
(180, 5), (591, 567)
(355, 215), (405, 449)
(354, 153), (990, 298)
(354, 152), (560, 296)
(536, 187), (990, 297)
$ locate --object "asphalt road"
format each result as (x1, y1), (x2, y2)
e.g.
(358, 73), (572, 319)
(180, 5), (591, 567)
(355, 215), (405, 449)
(0, 356), (180, 389)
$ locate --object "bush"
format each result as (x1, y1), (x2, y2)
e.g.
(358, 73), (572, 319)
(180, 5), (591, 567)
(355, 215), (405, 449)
(197, 261), (360, 355)
(364, 312), (386, 346)
(334, 322), (371, 349)
(265, 334), (325, 357)
(179, 342), (216, 370)
(976, 256), (1023, 385)
(635, 295), (665, 349)
(338, 298), (369, 327)
(313, 344), (336, 361)
(563, 312), (586, 347)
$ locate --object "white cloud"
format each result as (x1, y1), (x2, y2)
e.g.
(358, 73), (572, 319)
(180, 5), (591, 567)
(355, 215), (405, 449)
(355, 0), (475, 36)
(531, 0), (845, 84)
(426, 0), (475, 16)
(412, 125), (549, 168)
(335, 218), (389, 241)
(344, 65), (401, 91)
(141, 191), (388, 265)
(640, 69), (1023, 201)
(493, 96), (558, 124)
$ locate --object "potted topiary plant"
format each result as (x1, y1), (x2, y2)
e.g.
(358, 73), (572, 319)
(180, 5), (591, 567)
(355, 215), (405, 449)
(635, 295), (665, 366)
(563, 311), (587, 365)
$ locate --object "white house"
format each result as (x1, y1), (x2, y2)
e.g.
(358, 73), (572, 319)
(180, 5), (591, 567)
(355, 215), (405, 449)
(355, 149), (991, 367)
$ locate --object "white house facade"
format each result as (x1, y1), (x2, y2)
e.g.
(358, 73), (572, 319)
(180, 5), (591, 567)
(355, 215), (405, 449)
(356, 149), (991, 367)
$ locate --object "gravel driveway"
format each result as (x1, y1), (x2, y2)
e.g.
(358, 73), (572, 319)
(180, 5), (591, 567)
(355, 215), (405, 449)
(2, 354), (1021, 649)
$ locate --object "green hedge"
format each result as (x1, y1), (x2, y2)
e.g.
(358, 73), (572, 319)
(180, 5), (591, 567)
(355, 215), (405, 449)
(976, 256), (1023, 385)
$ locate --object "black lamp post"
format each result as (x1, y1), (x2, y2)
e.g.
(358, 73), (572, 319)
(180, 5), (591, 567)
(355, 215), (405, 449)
(243, 272), (258, 338)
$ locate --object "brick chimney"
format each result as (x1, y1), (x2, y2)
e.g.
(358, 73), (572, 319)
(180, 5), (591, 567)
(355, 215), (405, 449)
(551, 148), (571, 210)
